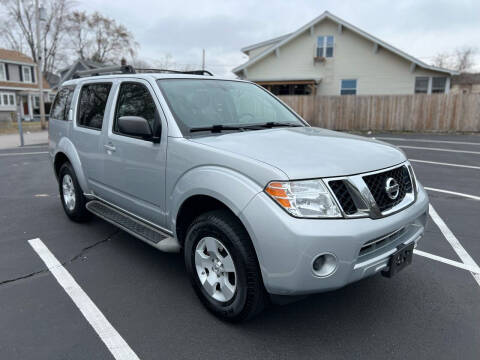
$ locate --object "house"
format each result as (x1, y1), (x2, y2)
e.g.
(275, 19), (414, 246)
(56, 58), (109, 89)
(0, 48), (51, 123)
(233, 11), (457, 96)
(450, 73), (480, 94)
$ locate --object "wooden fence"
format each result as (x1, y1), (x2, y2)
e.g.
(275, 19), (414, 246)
(278, 94), (480, 132)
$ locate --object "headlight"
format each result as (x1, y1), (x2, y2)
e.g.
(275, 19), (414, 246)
(265, 179), (342, 218)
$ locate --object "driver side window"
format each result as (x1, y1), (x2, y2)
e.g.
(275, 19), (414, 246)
(114, 82), (160, 137)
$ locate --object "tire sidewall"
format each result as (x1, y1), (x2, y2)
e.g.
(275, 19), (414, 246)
(184, 215), (251, 320)
(59, 163), (84, 218)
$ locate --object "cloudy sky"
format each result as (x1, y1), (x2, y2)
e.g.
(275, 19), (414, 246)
(76, 0), (480, 76)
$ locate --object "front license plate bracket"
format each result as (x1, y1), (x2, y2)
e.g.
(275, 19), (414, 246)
(382, 242), (414, 278)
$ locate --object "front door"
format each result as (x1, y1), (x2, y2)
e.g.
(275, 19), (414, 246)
(101, 79), (167, 227)
(22, 96), (29, 115)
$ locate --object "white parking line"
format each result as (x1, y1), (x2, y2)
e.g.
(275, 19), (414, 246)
(414, 249), (480, 274)
(410, 159), (480, 170)
(28, 238), (140, 360)
(0, 151), (48, 157)
(425, 187), (480, 201)
(399, 145), (480, 155)
(377, 137), (480, 146)
(428, 205), (480, 287)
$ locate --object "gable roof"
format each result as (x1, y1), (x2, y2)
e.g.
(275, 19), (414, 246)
(0, 48), (35, 64)
(241, 33), (292, 54)
(233, 11), (457, 76)
(58, 58), (111, 87)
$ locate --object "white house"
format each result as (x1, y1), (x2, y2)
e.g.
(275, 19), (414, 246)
(233, 11), (457, 96)
(0, 48), (51, 123)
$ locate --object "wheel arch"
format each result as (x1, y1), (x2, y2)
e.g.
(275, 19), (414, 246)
(53, 138), (89, 193)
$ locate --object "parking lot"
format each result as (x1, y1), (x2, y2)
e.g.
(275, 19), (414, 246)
(0, 133), (479, 360)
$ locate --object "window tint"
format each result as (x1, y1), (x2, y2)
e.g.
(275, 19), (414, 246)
(415, 77), (429, 94)
(114, 82), (160, 136)
(50, 86), (75, 121)
(77, 83), (112, 129)
(340, 79), (357, 95)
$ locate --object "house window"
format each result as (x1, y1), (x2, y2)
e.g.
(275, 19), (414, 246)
(0, 92), (16, 107)
(317, 35), (334, 58)
(415, 77), (429, 93)
(432, 77), (447, 93)
(264, 84), (313, 96)
(33, 96), (40, 108)
(22, 66), (32, 83)
(340, 79), (357, 95)
(0, 63), (5, 81)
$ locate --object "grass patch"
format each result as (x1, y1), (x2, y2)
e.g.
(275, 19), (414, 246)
(0, 121), (47, 134)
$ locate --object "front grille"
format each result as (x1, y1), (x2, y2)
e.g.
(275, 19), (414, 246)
(363, 165), (412, 212)
(329, 180), (357, 215)
(359, 227), (407, 256)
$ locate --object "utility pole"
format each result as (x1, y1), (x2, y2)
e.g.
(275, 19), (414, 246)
(35, 0), (46, 130)
(202, 49), (205, 70)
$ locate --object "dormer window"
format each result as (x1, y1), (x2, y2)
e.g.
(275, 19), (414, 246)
(22, 66), (32, 83)
(317, 36), (334, 58)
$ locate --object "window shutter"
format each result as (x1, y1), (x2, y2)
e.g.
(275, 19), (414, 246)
(19, 66), (23, 82)
(5, 64), (9, 80)
(31, 67), (35, 83)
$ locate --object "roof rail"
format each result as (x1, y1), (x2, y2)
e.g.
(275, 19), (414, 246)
(73, 65), (136, 78)
(135, 68), (214, 76)
(72, 65), (214, 79)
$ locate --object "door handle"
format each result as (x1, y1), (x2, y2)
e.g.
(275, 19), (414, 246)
(104, 144), (116, 152)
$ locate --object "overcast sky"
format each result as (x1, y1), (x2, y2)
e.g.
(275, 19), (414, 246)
(77, 0), (480, 76)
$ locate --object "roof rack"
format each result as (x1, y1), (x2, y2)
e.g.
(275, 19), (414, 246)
(73, 65), (213, 78)
(135, 68), (213, 76)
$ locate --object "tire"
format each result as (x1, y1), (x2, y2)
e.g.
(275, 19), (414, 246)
(58, 162), (91, 222)
(184, 209), (267, 322)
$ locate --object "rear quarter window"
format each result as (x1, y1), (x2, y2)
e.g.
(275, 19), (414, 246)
(50, 86), (75, 121)
(77, 83), (112, 130)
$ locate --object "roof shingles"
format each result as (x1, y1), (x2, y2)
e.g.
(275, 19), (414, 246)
(0, 48), (35, 64)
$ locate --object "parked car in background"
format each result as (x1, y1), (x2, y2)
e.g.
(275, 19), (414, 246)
(49, 66), (429, 321)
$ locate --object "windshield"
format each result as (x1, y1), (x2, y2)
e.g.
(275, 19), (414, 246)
(156, 79), (305, 134)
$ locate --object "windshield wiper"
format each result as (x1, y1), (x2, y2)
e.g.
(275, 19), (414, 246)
(258, 122), (303, 128)
(190, 125), (247, 133)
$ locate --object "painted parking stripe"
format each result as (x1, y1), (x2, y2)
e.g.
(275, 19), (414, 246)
(399, 145), (480, 155)
(28, 238), (140, 360)
(410, 159), (480, 170)
(425, 187), (480, 201)
(376, 137), (480, 146)
(429, 205), (480, 287)
(0, 151), (48, 157)
(414, 249), (480, 274)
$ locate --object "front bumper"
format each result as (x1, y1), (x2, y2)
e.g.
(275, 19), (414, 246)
(239, 184), (429, 295)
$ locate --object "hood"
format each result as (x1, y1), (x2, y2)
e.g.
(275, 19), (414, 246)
(189, 127), (406, 179)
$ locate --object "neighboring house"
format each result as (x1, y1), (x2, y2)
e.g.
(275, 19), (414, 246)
(0, 48), (51, 123)
(450, 73), (480, 94)
(233, 11), (457, 96)
(56, 58), (109, 89)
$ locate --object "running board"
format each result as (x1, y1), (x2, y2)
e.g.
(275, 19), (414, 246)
(86, 200), (180, 253)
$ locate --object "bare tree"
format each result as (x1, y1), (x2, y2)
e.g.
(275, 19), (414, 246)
(0, 0), (71, 74)
(65, 11), (138, 64)
(432, 46), (477, 72)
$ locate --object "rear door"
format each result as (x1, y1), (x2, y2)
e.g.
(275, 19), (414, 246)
(101, 79), (168, 226)
(72, 81), (114, 194)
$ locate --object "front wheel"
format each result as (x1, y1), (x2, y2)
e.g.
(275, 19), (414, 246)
(58, 162), (91, 222)
(184, 210), (267, 322)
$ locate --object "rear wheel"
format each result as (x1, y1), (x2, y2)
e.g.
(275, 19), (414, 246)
(184, 209), (267, 322)
(58, 162), (91, 222)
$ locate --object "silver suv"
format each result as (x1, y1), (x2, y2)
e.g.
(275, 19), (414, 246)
(49, 67), (429, 322)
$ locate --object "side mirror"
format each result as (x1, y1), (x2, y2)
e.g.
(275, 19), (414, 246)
(117, 116), (156, 141)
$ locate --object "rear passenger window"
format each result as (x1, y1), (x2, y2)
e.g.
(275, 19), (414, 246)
(50, 86), (75, 121)
(77, 83), (112, 130)
(113, 82), (160, 136)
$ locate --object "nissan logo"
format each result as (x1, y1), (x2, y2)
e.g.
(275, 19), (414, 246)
(385, 177), (400, 200)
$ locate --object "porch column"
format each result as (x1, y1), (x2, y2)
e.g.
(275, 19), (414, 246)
(27, 94), (33, 119)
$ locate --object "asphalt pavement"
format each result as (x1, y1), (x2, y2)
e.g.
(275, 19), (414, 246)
(0, 133), (479, 360)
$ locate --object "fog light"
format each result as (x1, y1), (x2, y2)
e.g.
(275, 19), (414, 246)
(312, 253), (337, 277)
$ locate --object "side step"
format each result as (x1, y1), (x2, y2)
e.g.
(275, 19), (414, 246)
(86, 200), (180, 253)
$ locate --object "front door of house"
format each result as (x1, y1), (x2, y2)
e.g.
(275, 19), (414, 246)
(22, 97), (29, 115)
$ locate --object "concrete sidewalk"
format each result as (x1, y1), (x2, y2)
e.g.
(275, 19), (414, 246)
(0, 131), (48, 149)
